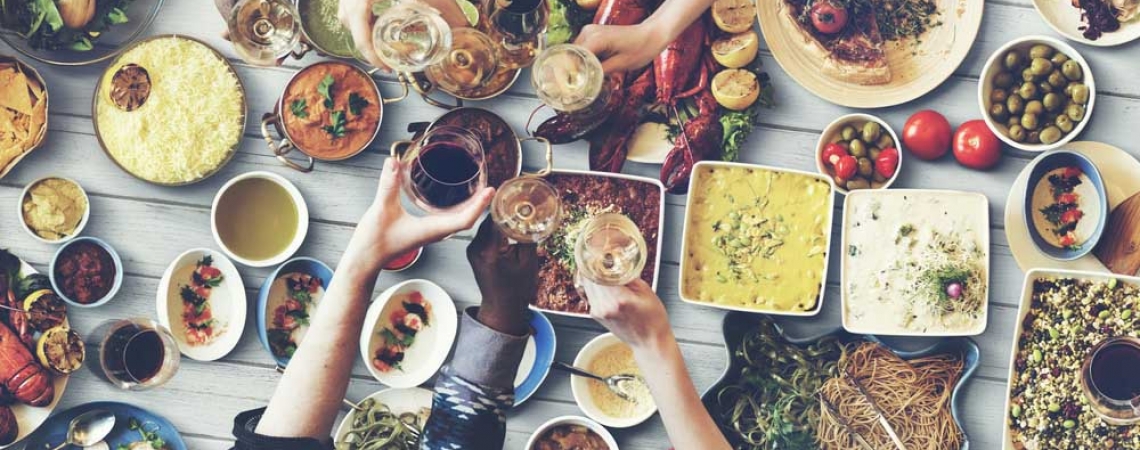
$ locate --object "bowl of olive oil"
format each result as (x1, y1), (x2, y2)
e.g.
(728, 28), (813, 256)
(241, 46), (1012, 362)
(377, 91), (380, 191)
(211, 171), (309, 267)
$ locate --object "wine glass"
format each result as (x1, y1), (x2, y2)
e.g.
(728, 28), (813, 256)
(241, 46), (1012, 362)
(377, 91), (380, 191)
(372, 1), (453, 73)
(1080, 336), (1140, 425)
(392, 126), (487, 214)
(486, 0), (548, 69)
(88, 318), (180, 391)
(574, 213), (647, 290)
(425, 27), (500, 94)
(490, 175), (562, 244)
(532, 44), (606, 114)
(228, 0), (301, 66)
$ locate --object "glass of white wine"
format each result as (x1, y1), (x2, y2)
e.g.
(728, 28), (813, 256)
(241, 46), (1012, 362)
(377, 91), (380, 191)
(425, 27), (500, 94)
(531, 44), (606, 114)
(372, 1), (453, 73)
(228, 0), (301, 66)
(491, 175), (562, 244)
(574, 213), (647, 291)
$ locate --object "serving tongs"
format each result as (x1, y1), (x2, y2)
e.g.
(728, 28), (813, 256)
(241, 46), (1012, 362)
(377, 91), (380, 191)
(844, 368), (908, 450)
(818, 392), (875, 450)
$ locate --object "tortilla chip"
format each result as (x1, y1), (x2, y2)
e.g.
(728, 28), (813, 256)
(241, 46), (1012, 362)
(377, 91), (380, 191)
(0, 142), (21, 173)
(0, 69), (33, 115)
(0, 108), (14, 134)
(29, 95), (46, 139)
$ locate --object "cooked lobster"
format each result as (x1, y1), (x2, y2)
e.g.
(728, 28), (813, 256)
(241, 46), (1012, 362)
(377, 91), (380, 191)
(0, 321), (53, 407)
(661, 84), (722, 193)
(0, 405), (15, 445)
(0, 251), (33, 350)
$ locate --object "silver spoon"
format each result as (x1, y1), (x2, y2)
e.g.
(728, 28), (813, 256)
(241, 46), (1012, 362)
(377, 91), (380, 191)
(51, 409), (116, 450)
(552, 361), (644, 403)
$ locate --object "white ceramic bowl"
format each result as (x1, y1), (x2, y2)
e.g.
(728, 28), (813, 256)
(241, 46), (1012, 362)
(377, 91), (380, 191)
(155, 248), (247, 362)
(360, 279), (458, 388)
(210, 171), (309, 268)
(978, 35), (1095, 153)
(17, 176), (91, 244)
(570, 333), (656, 428)
(333, 387), (434, 445)
(49, 236), (123, 308)
(525, 416), (620, 450)
(815, 113), (903, 195)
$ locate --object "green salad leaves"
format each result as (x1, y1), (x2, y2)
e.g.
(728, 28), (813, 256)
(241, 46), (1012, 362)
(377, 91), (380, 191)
(1, 0), (133, 51)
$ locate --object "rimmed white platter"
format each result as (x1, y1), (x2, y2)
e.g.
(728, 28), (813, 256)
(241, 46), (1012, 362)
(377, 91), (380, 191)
(1032, 0), (1140, 47)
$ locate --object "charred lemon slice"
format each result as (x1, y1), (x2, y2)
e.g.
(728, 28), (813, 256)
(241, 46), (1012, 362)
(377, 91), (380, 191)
(23, 289), (67, 332)
(712, 30), (760, 69)
(36, 326), (85, 375)
(712, 0), (756, 34)
(712, 69), (761, 111)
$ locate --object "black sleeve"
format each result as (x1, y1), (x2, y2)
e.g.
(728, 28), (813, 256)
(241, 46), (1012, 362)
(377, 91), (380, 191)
(232, 408), (332, 450)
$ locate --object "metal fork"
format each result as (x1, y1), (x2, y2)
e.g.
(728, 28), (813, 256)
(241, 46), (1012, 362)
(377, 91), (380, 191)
(552, 361), (644, 402)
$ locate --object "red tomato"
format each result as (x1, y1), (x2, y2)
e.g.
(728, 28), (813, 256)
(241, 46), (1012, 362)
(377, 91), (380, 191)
(821, 143), (848, 167)
(1063, 167), (1083, 178)
(835, 155), (858, 180)
(1058, 193), (1079, 204)
(875, 147), (899, 178)
(902, 110), (953, 161)
(1061, 209), (1084, 224)
(953, 120), (1003, 170)
(1059, 234), (1076, 247)
(810, 1), (848, 34)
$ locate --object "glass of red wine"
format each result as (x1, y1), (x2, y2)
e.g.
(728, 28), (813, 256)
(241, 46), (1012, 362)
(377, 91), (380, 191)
(1081, 336), (1140, 425)
(392, 125), (487, 214)
(88, 318), (181, 391)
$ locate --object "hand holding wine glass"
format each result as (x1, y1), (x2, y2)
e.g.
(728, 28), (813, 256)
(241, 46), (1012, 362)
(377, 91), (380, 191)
(339, 0), (469, 71)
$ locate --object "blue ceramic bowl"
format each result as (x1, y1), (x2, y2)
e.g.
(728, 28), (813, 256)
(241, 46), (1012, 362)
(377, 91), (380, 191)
(25, 401), (187, 449)
(49, 236), (124, 308)
(256, 257), (334, 369)
(702, 312), (980, 450)
(1023, 150), (1108, 261)
(515, 310), (556, 406)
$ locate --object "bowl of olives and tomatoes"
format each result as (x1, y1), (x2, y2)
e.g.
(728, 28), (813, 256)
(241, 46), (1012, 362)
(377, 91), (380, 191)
(979, 36), (1095, 152)
(816, 114), (902, 195)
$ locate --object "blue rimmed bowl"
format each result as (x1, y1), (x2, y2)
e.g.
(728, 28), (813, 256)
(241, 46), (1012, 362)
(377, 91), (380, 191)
(49, 236), (123, 308)
(1023, 150), (1108, 261)
(24, 401), (187, 450)
(515, 310), (556, 406)
(701, 312), (980, 450)
(256, 257), (333, 369)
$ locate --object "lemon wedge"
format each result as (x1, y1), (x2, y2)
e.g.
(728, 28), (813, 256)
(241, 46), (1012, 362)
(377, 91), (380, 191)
(36, 326), (85, 375)
(712, 69), (760, 111)
(712, 30), (759, 69)
(712, 0), (756, 34)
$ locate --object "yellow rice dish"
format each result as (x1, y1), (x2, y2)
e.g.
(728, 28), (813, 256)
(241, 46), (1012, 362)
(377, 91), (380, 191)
(681, 164), (833, 314)
(95, 36), (244, 184)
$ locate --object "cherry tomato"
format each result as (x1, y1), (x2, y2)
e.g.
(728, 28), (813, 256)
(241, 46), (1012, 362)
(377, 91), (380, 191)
(1061, 209), (1084, 224)
(810, 1), (848, 35)
(902, 110), (953, 160)
(1063, 167), (1083, 178)
(1057, 193), (1078, 204)
(821, 143), (848, 167)
(1059, 233), (1076, 247)
(835, 155), (858, 180)
(953, 120), (1003, 170)
(875, 147), (899, 178)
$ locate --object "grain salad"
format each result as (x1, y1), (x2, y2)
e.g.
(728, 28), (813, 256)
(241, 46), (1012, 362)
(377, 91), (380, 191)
(1009, 276), (1140, 450)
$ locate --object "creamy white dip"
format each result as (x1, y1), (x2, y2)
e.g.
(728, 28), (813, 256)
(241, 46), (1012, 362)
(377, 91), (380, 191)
(1030, 168), (1100, 249)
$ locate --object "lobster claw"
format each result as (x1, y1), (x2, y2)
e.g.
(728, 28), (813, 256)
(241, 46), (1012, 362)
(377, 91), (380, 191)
(661, 145), (695, 194)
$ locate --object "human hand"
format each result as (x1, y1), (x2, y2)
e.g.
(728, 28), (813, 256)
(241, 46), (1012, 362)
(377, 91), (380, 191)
(467, 218), (539, 336)
(215, 0), (290, 66)
(339, 0), (470, 71)
(343, 158), (493, 275)
(575, 22), (667, 74)
(582, 279), (673, 351)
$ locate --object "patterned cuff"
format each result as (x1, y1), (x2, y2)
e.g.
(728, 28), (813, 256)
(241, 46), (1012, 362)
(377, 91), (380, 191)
(232, 408), (330, 450)
(449, 307), (529, 391)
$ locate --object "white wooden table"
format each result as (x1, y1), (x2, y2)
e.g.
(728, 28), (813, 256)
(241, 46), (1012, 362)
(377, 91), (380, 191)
(4, 1), (1140, 448)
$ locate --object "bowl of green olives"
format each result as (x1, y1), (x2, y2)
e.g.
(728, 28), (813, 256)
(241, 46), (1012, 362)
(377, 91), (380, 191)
(979, 36), (1095, 152)
(816, 113), (902, 195)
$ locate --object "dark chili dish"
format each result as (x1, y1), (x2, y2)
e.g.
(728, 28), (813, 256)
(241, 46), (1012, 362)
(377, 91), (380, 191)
(54, 241), (116, 304)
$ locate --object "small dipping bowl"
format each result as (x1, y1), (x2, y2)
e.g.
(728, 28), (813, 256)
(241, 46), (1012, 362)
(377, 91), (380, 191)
(50, 236), (124, 308)
(571, 333), (657, 428)
(525, 416), (619, 450)
(383, 247), (423, 272)
(18, 176), (91, 245)
(816, 113), (903, 195)
(211, 171), (309, 268)
(1024, 150), (1107, 260)
(256, 256), (333, 368)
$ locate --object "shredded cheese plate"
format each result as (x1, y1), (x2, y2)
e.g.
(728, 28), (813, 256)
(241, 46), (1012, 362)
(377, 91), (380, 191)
(94, 36), (245, 185)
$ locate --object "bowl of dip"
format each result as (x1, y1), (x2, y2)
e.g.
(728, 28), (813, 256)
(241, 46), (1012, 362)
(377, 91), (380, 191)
(570, 333), (656, 428)
(1024, 150), (1108, 260)
(526, 416), (618, 450)
(18, 176), (90, 244)
(50, 237), (123, 308)
(211, 171), (309, 268)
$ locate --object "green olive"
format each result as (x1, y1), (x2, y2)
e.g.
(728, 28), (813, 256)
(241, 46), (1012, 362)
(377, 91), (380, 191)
(1043, 93), (1064, 112)
(1007, 115), (1022, 129)
(841, 126), (857, 141)
(857, 157), (874, 177)
(1048, 71), (1067, 88)
(995, 72), (1015, 89)
(1055, 114), (1074, 133)
(1007, 95), (1025, 115)
(847, 178), (870, 190)
(869, 147), (882, 160)
(1019, 82), (1038, 100)
(1038, 82), (1054, 95)
(1029, 44), (1054, 59)
(1021, 67), (1037, 82)
(849, 139), (867, 157)
(1051, 52), (1070, 66)
(1030, 57), (1054, 76)
(861, 122), (882, 143)
(1040, 126), (1063, 145)
(990, 103), (1010, 122)
(1022, 112), (1040, 130)
(875, 134), (893, 150)
(1027, 130), (1041, 144)
(1070, 83), (1090, 105)
(991, 89), (1009, 103)
(1004, 51), (1024, 70)
(1062, 60), (1083, 81)
(1008, 124), (1027, 142)
(1066, 104), (1086, 122)
(1025, 100), (1044, 116)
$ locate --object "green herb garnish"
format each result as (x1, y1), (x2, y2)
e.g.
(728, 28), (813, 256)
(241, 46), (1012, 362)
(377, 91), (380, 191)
(322, 110), (347, 139)
(290, 99), (309, 119)
(348, 92), (369, 116)
(317, 75), (335, 109)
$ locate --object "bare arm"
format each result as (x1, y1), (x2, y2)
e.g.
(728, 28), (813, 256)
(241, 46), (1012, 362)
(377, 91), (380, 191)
(253, 158), (493, 440)
(576, 0), (719, 73)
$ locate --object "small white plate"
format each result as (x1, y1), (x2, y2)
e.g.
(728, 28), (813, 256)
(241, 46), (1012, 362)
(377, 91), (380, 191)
(1032, 0), (1140, 47)
(361, 279), (458, 388)
(333, 387), (433, 446)
(625, 122), (673, 164)
(1005, 141), (1140, 274)
(156, 248), (247, 362)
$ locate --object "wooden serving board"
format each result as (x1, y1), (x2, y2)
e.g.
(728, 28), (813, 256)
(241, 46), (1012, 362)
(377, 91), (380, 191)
(1095, 192), (1140, 275)
(757, 0), (984, 108)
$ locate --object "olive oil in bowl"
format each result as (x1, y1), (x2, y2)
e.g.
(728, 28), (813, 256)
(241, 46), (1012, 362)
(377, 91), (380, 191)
(213, 173), (307, 266)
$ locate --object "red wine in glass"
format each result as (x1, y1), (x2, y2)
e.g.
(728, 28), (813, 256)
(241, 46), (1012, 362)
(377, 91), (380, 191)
(91, 318), (180, 390)
(410, 142), (481, 208)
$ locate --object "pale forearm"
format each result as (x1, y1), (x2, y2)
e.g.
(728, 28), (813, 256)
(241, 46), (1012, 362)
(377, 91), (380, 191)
(644, 0), (719, 43)
(634, 333), (731, 450)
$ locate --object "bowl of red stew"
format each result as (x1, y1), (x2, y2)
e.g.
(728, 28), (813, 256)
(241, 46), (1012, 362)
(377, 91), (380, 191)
(50, 236), (123, 308)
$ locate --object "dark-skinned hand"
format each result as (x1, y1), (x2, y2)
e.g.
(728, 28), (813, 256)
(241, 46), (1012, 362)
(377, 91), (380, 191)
(467, 217), (538, 336)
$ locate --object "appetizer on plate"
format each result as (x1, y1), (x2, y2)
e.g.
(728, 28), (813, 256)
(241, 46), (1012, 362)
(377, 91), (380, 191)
(372, 291), (433, 373)
(266, 273), (324, 360)
(177, 256), (225, 346)
(1069, 0), (1139, 40)
(842, 190), (989, 336)
(1032, 166), (1099, 249)
(361, 280), (457, 387)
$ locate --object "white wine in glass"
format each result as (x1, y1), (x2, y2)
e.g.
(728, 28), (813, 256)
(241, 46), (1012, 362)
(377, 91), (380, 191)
(574, 213), (647, 287)
(229, 0), (301, 66)
(372, 1), (452, 73)
(491, 175), (562, 244)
